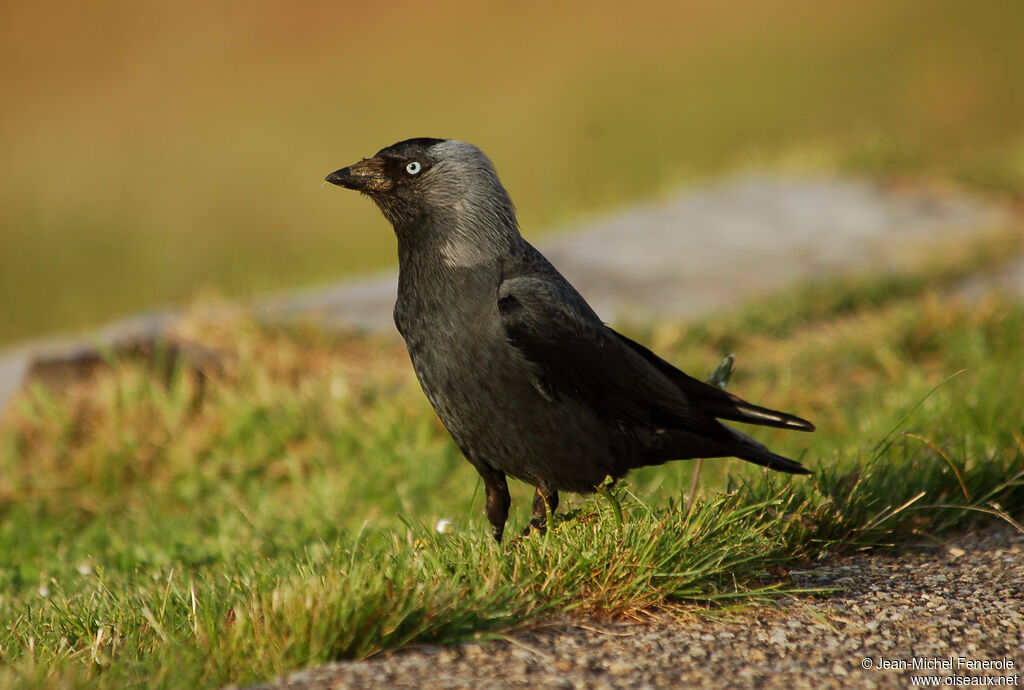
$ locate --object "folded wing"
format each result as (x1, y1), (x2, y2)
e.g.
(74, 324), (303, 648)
(497, 275), (812, 474)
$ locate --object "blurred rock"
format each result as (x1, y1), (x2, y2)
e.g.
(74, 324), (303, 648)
(0, 175), (1013, 413)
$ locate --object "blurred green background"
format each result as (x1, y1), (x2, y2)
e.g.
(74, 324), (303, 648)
(3, 0), (1023, 345)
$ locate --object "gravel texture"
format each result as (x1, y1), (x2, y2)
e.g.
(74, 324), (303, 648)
(4, 175), (1021, 688)
(249, 524), (1023, 689)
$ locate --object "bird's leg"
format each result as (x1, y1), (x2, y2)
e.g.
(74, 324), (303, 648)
(481, 471), (511, 543)
(524, 486), (559, 535)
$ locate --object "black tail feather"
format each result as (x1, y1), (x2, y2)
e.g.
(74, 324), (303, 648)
(643, 426), (812, 475)
(611, 331), (815, 432)
(701, 398), (816, 432)
(725, 424), (811, 474)
(734, 444), (811, 474)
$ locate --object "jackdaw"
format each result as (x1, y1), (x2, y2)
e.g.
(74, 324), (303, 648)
(326, 138), (814, 542)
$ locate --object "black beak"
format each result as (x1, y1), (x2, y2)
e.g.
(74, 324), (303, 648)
(325, 157), (392, 193)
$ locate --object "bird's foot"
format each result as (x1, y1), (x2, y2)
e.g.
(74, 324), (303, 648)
(521, 516), (548, 537)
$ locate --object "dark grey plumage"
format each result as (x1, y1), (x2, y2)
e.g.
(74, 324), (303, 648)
(326, 138), (814, 542)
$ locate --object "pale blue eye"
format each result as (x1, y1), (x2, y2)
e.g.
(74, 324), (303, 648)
(406, 161), (422, 175)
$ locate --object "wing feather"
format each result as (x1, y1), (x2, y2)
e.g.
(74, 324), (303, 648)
(496, 275), (811, 474)
(497, 276), (713, 431)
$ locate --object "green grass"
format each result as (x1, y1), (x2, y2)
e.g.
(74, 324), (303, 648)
(1, 230), (1023, 688)
(3, 0), (1024, 344)
(5, 5), (1024, 685)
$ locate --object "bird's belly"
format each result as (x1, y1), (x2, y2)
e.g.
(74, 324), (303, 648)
(401, 321), (621, 492)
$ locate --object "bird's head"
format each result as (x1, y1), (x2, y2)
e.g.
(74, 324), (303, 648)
(326, 138), (520, 264)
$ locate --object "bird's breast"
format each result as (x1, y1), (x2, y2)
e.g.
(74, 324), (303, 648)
(394, 271), (539, 415)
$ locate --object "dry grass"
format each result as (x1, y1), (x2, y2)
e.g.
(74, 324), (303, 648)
(1, 228), (1022, 687)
